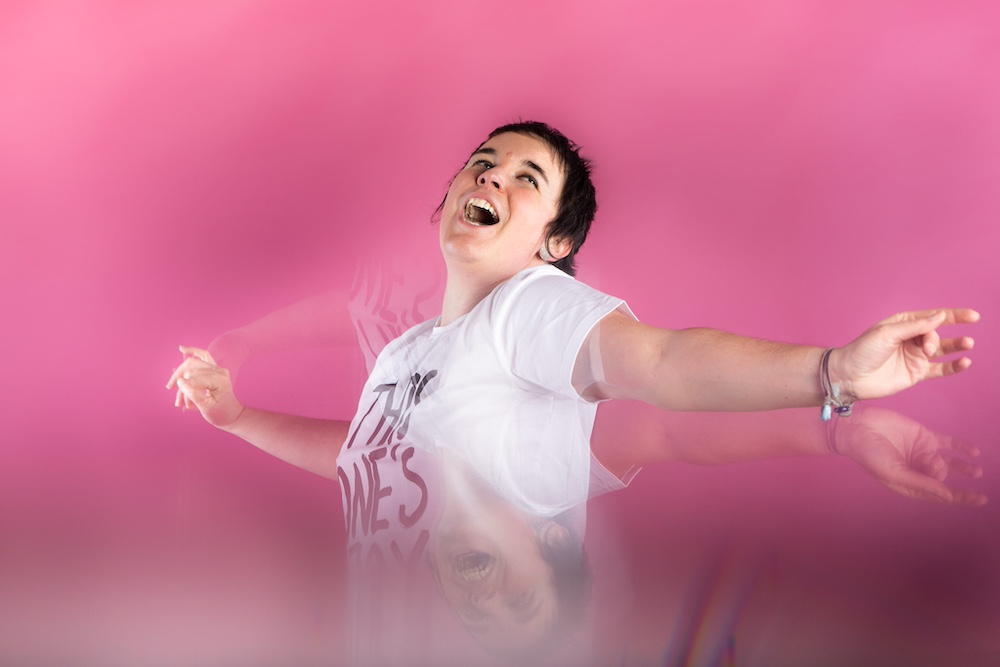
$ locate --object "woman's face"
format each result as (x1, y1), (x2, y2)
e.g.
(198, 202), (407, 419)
(430, 503), (560, 653)
(439, 132), (566, 283)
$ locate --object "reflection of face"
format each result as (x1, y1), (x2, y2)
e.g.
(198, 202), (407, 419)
(433, 513), (559, 652)
(429, 463), (566, 653)
(438, 132), (565, 283)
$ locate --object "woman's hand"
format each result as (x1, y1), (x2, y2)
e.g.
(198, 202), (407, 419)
(166, 346), (245, 428)
(834, 407), (986, 506)
(831, 309), (979, 401)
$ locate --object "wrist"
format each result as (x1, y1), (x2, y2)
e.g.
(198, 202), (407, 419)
(824, 403), (864, 455)
(820, 348), (858, 421)
(213, 400), (247, 432)
(826, 348), (859, 402)
(208, 333), (251, 383)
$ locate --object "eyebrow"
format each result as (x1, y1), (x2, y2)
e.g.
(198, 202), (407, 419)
(470, 147), (551, 186)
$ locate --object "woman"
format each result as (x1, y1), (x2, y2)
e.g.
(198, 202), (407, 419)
(167, 120), (978, 661)
(167, 120), (977, 482)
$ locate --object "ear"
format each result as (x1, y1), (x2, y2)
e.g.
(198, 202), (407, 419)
(538, 520), (572, 550)
(546, 235), (573, 261)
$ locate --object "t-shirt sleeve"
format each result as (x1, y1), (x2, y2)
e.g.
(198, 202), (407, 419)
(492, 270), (632, 398)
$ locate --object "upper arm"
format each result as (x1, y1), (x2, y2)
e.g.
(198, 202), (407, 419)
(573, 310), (676, 404)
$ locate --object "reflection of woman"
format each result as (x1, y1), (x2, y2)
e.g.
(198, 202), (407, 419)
(427, 452), (589, 660)
(167, 120), (978, 653)
(335, 438), (591, 665)
(592, 401), (985, 506)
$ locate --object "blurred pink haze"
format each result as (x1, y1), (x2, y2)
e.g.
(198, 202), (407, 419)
(1, 1), (998, 665)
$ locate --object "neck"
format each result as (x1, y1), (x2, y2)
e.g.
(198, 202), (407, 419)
(439, 272), (502, 327)
(438, 259), (551, 326)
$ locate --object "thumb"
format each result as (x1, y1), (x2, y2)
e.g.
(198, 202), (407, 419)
(175, 377), (212, 408)
(878, 311), (947, 345)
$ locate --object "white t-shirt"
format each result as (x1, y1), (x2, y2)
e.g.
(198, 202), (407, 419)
(339, 265), (633, 527)
(336, 265), (635, 665)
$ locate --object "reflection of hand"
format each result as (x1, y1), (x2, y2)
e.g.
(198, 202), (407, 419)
(165, 346), (245, 428)
(834, 407), (986, 506)
(832, 309), (978, 401)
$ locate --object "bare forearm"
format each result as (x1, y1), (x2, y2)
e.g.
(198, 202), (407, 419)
(591, 401), (830, 476)
(649, 328), (826, 411)
(595, 306), (978, 413)
(597, 317), (827, 411)
(222, 407), (349, 480)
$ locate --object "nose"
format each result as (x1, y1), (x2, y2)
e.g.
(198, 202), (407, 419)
(469, 589), (496, 606)
(478, 169), (503, 190)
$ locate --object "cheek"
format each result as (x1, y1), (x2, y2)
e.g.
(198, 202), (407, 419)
(535, 203), (561, 234)
(443, 171), (475, 211)
(439, 189), (462, 222)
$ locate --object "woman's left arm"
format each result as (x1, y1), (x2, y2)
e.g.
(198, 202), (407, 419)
(582, 308), (979, 411)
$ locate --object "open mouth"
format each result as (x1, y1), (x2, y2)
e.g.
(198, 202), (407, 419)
(464, 198), (499, 226)
(453, 550), (495, 582)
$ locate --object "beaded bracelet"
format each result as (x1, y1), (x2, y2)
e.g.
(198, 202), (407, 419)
(820, 348), (854, 421)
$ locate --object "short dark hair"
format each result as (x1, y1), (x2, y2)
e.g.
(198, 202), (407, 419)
(485, 121), (597, 276)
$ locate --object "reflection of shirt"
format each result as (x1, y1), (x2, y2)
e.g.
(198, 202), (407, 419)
(347, 253), (444, 374)
(337, 265), (632, 665)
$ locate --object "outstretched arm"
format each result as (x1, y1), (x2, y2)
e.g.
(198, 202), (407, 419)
(591, 401), (985, 506)
(580, 308), (978, 411)
(203, 289), (357, 385)
(166, 346), (348, 480)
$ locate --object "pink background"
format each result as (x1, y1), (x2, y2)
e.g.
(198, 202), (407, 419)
(2, 1), (998, 664)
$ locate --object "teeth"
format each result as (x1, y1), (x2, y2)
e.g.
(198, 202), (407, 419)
(465, 198), (499, 226)
(455, 551), (494, 581)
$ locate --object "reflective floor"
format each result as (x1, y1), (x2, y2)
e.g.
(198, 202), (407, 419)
(2, 325), (995, 667)
(331, 402), (997, 666)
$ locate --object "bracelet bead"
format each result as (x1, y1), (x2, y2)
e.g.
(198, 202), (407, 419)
(820, 348), (855, 421)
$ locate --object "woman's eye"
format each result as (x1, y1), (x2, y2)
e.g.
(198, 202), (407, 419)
(519, 174), (538, 187)
(472, 159), (493, 169)
(507, 592), (535, 610)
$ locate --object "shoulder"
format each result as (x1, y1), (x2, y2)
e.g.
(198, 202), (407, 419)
(491, 266), (624, 320)
(499, 265), (600, 297)
(485, 267), (634, 393)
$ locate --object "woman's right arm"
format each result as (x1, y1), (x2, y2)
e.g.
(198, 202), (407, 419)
(590, 401), (985, 506)
(166, 346), (348, 480)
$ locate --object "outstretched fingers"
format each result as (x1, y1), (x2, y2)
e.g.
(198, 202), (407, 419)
(946, 456), (983, 480)
(931, 335), (975, 358)
(891, 308), (980, 326)
(166, 346), (219, 390)
(921, 350), (974, 381)
(884, 469), (956, 504)
(951, 489), (989, 507)
(166, 343), (244, 427)
(882, 310), (979, 381)
(179, 345), (217, 364)
(886, 467), (986, 506)
(945, 437), (981, 459)
(879, 309), (980, 345)
(934, 355), (974, 378)
(942, 308), (981, 325)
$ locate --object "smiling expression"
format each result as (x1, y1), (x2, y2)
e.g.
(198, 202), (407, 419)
(439, 132), (567, 283)
(429, 479), (561, 653)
